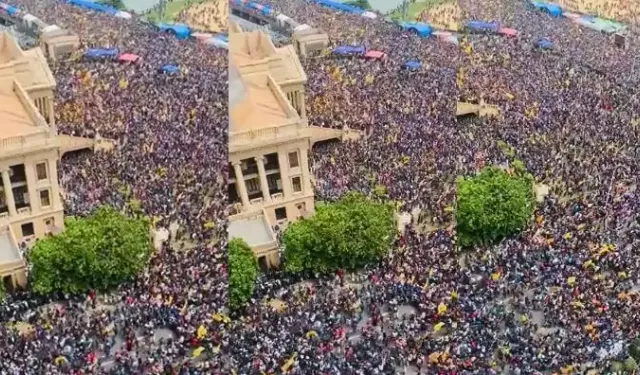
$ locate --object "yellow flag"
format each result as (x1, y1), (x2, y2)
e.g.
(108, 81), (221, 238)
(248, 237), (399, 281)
(192, 347), (204, 358)
(437, 303), (447, 315)
(428, 352), (440, 363)
(118, 78), (128, 89)
(567, 276), (576, 285)
(196, 325), (207, 339)
(305, 330), (318, 338)
(281, 353), (297, 372)
(54, 356), (66, 365)
(364, 74), (374, 85)
(433, 322), (445, 332)
(450, 290), (458, 300)
(491, 272), (500, 281)
(582, 260), (594, 269)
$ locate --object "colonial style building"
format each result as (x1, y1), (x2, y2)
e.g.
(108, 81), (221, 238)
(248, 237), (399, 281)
(228, 23), (357, 269)
(0, 32), (88, 291)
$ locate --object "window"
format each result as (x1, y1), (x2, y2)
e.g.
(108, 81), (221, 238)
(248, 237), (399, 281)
(21, 222), (34, 237)
(275, 207), (287, 220)
(44, 217), (54, 234)
(291, 176), (302, 193)
(288, 151), (299, 169)
(36, 162), (48, 180)
(39, 189), (51, 208)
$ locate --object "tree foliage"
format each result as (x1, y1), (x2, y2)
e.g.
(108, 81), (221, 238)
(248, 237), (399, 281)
(228, 238), (258, 309)
(629, 339), (640, 362)
(345, 0), (372, 10)
(282, 192), (396, 274)
(98, 0), (126, 10)
(28, 206), (151, 295)
(455, 165), (535, 247)
(624, 356), (639, 372)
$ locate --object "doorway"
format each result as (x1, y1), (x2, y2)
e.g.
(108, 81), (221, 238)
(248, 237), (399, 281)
(258, 256), (269, 272)
(3, 275), (13, 293)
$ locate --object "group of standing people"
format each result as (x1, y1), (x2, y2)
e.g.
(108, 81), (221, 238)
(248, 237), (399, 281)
(1, 0), (229, 373)
(223, 0), (640, 374)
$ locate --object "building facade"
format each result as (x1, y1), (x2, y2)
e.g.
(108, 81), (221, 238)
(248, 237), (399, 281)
(0, 32), (63, 291)
(228, 23), (315, 269)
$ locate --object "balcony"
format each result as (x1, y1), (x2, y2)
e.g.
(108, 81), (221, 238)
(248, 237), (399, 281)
(17, 207), (31, 216)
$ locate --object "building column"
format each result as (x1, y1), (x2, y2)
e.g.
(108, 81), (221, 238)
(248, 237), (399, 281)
(255, 156), (272, 203)
(47, 96), (55, 129)
(232, 162), (250, 208)
(2, 170), (16, 217)
(24, 163), (39, 213)
(277, 152), (292, 198)
(48, 159), (62, 210)
(299, 149), (312, 195)
(298, 89), (307, 119)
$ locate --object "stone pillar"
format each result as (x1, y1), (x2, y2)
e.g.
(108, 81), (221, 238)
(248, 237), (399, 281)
(2, 170), (16, 217)
(48, 159), (62, 210)
(255, 156), (272, 203)
(233, 162), (250, 208)
(298, 89), (307, 119)
(277, 152), (292, 198)
(24, 163), (39, 212)
(299, 148), (312, 195)
(47, 96), (56, 129)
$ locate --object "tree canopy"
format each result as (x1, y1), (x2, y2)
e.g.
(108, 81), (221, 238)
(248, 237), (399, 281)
(28, 206), (152, 295)
(228, 238), (258, 310)
(455, 164), (535, 247)
(282, 192), (396, 274)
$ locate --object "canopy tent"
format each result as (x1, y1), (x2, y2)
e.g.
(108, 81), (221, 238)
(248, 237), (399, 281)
(332, 45), (366, 56)
(535, 39), (553, 49)
(498, 27), (518, 37)
(465, 20), (499, 33)
(84, 48), (119, 59)
(160, 65), (179, 75)
(117, 53), (141, 63)
(364, 50), (386, 59)
(403, 61), (421, 70)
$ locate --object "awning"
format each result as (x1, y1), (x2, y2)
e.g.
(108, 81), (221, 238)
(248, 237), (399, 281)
(364, 50), (386, 59)
(117, 53), (141, 63)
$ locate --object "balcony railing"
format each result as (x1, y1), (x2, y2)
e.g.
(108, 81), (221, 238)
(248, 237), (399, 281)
(17, 207), (31, 215)
(0, 132), (50, 150)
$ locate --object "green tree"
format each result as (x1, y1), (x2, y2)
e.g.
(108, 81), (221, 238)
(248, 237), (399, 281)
(624, 357), (639, 372)
(610, 361), (624, 373)
(629, 338), (640, 362)
(28, 206), (152, 295)
(228, 238), (258, 309)
(345, 0), (372, 10)
(283, 192), (396, 274)
(455, 165), (535, 247)
(98, 0), (126, 10)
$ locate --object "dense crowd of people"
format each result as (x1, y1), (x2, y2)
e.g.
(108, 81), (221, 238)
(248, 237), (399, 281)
(223, 0), (640, 374)
(0, 0), (228, 373)
(1, 0), (639, 373)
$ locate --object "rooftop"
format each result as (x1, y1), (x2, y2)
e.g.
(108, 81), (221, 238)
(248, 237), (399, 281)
(228, 212), (277, 249)
(229, 24), (307, 86)
(229, 70), (295, 133)
(0, 32), (56, 90)
(0, 79), (45, 140)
